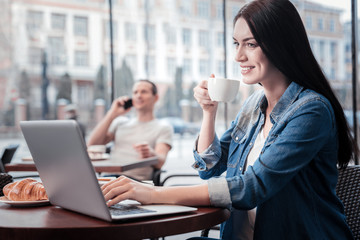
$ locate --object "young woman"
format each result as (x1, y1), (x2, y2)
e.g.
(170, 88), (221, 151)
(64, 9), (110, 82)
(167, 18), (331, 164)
(102, 0), (358, 239)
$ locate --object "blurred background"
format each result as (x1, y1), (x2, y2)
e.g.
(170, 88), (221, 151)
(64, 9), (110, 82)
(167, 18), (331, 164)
(0, 0), (359, 169)
(0, 0), (358, 137)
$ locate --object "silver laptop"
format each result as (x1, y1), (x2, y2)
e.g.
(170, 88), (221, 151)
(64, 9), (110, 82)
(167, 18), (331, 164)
(20, 120), (197, 221)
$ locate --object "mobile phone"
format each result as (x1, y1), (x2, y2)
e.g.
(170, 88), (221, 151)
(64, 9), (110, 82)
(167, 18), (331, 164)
(124, 99), (133, 109)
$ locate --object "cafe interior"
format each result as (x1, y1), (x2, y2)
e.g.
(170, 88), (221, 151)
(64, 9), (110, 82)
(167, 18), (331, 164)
(0, 0), (359, 239)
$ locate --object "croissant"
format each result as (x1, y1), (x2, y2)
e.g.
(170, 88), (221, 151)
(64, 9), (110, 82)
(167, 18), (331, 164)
(3, 178), (48, 201)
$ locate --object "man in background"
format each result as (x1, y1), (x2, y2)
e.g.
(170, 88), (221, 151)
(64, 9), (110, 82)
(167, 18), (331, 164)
(87, 80), (173, 181)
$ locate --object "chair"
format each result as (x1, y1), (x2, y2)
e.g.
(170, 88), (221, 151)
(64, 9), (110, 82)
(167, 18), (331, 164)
(156, 172), (203, 186)
(0, 144), (19, 173)
(335, 165), (360, 239)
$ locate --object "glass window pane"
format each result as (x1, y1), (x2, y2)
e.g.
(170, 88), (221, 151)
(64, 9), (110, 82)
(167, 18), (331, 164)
(48, 37), (66, 65)
(74, 51), (88, 66)
(74, 16), (88, 36)
(51, 13), (66, 30)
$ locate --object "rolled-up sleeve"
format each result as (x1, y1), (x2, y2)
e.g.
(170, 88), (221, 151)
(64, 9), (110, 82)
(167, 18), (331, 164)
(208, 177), (232, 209)
(192, 134), (221, 171)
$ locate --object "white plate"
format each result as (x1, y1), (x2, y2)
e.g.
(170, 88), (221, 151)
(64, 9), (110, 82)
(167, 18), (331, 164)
(0, 196), (50, 207)
(90, 153), (110, 161)
(21, 156), (34, 162)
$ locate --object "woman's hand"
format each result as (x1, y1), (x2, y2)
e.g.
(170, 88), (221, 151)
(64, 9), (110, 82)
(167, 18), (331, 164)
(101, 176), (155, 206)
(193, 74), (218, 113)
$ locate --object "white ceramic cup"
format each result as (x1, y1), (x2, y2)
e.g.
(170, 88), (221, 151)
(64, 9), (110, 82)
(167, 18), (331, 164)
(87, 145), (106, 159)
(207, 77), (240, 102)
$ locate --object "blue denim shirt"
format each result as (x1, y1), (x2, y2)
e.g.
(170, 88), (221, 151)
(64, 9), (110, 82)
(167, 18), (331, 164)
(193, 82), (353, 240)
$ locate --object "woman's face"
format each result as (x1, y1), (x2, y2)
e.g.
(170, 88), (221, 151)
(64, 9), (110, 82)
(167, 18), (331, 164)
(233, 17), (281, 86)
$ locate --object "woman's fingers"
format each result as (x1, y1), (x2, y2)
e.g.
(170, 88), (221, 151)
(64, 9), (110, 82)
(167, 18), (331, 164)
(101, 176), (154, 206)
(106, 193), (130, 207)
(102, 176), (130, 192)
(104, 183), (129, 202)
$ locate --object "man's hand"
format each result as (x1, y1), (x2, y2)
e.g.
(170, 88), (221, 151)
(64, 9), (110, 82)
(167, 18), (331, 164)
(133, 142), (156, 159)
(108, 96), (132, 118)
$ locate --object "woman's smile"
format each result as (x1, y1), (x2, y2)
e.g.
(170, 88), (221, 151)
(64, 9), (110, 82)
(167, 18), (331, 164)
(241, 66), (255, 75)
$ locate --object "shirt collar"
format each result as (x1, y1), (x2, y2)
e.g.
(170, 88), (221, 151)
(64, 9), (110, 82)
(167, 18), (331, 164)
(257, 81), (304, 123)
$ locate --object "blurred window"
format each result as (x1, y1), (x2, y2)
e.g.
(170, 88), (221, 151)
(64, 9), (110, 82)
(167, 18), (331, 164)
(180, 1), (192, 16)
(329, 19), (335, 32)
(317, 17), (324, 31)
(199, 59), (209, 76)
(330, 41), (337, 61)
(197, 1), (210, 18)
(306, 15), (312, 29)
(182, 28), (192, 47)
(48, 37), (66, 65)
(145, 56), (156, 76)
(125, 22), (137, 41)
(74, 16), (88, 36)
(77, 84), (91, 108)
(144, 25), (156, 48)
(27, 11), (43, 32)
(165, 24), (176, 45)
(216, 3), (224, 19)
(217, 32), (224, 47)
(51, 13), (66, 30)
(183, 58), (192, 76)
(125, 55), (137, 73)
(28, 47), (42, 65)
(217, 60), (225, 77)
(74, 51), (88, 66)
(167, 57), (176, 77)
(199, 30), (209, 48)
(107, 53), (118, 69)
(330, 67), (336, 80)
(106, 20), (118, 39)
(319, 40), (325, 61)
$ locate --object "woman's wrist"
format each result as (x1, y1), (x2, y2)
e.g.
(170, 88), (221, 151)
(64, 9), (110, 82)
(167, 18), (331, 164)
(151, 186), (174, 204)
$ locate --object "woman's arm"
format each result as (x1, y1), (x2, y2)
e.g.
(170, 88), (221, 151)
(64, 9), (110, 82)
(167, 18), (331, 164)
(193, 77), (218, 153)
(101, 176), (210, 207)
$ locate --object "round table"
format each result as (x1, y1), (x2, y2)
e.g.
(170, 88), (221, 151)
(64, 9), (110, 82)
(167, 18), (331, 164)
(0, 203), (230, 240)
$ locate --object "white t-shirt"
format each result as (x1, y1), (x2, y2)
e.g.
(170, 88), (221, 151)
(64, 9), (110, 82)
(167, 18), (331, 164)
(232, 128), (265, 240)
(107, 117), (173, 180)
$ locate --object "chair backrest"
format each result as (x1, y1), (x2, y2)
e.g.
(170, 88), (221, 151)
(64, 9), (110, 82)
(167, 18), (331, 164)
(0, 144), (19, 173)
(336, 165), (360, 239)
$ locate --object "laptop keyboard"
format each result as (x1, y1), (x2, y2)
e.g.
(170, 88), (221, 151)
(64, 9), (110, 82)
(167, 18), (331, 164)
(109, 203), (156, 216)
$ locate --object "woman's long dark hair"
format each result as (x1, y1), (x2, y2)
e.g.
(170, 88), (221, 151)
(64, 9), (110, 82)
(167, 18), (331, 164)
(235, 0), (358, 168)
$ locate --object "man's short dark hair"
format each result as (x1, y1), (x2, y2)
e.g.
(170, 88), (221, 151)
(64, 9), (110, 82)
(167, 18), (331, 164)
(139, 79), (158, 95)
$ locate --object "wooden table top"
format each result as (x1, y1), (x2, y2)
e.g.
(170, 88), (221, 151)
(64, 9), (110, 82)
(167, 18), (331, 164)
(5, 157), (158, 173)
(0, 203), (230, 240)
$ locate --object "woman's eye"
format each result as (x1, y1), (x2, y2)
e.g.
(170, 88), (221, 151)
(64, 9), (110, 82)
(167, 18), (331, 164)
(247, 42), (257, 48)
